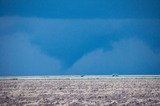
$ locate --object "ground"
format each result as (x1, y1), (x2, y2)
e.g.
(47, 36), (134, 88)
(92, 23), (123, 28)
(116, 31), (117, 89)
(0, 77), (160, 106)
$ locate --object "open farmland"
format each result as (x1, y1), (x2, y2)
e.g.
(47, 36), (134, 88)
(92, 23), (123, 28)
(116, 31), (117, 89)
(0, 76), (160, 106)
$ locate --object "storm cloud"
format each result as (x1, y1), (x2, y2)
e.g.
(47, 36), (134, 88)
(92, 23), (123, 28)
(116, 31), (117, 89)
(69, 38), (160, 75)
(0, 17), (160, 75)
(0, 33), (62, 75)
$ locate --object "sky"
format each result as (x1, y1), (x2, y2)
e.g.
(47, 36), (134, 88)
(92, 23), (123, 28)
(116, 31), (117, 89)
(0, 0), (160, 75)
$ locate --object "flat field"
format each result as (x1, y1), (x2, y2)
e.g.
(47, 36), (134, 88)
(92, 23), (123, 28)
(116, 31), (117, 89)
(0, 76), (160, 106)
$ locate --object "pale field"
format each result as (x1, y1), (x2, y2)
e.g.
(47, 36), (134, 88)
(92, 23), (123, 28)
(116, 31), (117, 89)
(0, 76), (160, 106)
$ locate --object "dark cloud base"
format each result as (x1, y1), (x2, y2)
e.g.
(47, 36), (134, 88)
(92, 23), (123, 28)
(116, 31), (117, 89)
(0, 17), (160, 75)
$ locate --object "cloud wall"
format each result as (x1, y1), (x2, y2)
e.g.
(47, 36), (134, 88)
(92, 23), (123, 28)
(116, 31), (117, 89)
(0, 33), (62, 75)
(69, 38), (160, 74)
(0, 17), (160, 75)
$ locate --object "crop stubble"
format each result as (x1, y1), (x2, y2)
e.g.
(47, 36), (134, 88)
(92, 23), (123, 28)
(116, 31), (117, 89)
(0, 78), (160, 106)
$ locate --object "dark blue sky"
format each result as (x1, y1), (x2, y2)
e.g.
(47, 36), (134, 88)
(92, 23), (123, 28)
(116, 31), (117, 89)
(0, 0), (160, 75)
(0, 0), (160, 18)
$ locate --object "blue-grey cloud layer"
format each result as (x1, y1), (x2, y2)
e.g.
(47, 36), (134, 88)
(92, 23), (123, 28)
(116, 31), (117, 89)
(69, 38), (160, 74)
(0, 33), (61, 75)
(0, 17), (160, 75)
